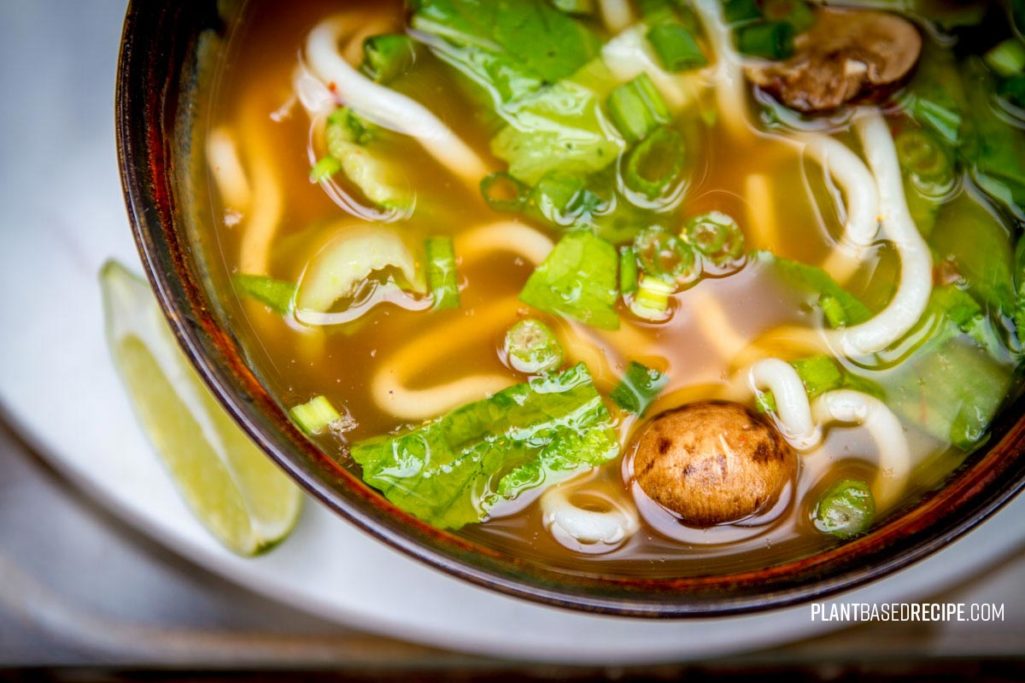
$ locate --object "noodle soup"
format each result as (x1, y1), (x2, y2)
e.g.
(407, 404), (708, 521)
(201, 0), (1025, 576)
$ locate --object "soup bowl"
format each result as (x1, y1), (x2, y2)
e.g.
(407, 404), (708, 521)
(116, 1), (1025, 617)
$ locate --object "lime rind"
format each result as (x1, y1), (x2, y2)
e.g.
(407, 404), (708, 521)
(101, 260), (303, 555)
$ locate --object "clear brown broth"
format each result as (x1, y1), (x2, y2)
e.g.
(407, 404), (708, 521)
(204, 0), (983, 577)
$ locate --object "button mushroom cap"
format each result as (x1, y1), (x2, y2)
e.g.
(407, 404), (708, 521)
(632, 401), (796, 526)
(745, 8), (922, 113)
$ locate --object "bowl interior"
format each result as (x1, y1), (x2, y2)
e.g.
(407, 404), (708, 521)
(116, 0), (1025, 616)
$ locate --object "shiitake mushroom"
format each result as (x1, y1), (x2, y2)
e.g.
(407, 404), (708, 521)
(746, 8), (923, 113)
(632, 401), (796, 526)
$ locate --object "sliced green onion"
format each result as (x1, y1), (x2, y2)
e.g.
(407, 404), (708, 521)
(550, 0), (595, 15)
(619, 246), (639, 295)
(682, 211), (744, 268)
(327, 107), (374, 149)
(290, 396), (342, 436)
(637, 0), (675, 21)
(530, 172), (605, 223)
(504, 319), (564, 374)
(813, 479), (875, 539)
(309, 156), (343, 183)
(624, 127), (685, 200)
(818, 295), (848, 328)
(233, 274), (297, 315)
(361, 34), (417, 84)
(647, 22), (707, 72)
(480, 171), (529, 213)
(609, 361), (669, 415)
(736, 21), (795, 60)
(425, 236), (460, 310)
(761, 0), (815, 33)
(607, 73), (671, 143)
(634, 226), (699, 287)
(630, 275), (674, 321)
(984, 39), (1025, 78)
(723, 0), (762, 25)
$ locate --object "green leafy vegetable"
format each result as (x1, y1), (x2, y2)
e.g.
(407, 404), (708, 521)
(723, 0), (762, 25)
(425, 236), (460, 310)
(754, 251), (872, 327)
(550, 0), (595, 15)
(790, 356), (844, 401)
(929, 195), (1016, 317)
(350, 363), (619, 529)
(233, 274), (296, 315)
(520, 231), (621, 329)
(985, 38), (1025, 78)
(610, 361), (668, 415)
(901, 44), (965, 146)
(309, 156), (343, 183)
(961, 57), (1025, 215)
(322, 107), (410, 209)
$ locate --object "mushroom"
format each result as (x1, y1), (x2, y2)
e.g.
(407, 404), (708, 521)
(745, 8), (922, 113)
(631, 401), (796, 526)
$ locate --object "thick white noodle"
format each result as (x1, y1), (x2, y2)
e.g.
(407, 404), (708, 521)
(827, 112), (933, 357)
(541, 482), (640, 549)
(598, 0), (635, 33)
(206, 128), (251, 214)
(693, 0), (751, 140)
(811, 390), (911, 511)
(305, 17), (488, 186)
(748, 359), (821, 450)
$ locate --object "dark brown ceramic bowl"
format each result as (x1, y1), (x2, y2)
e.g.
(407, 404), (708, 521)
(116, 1), (1025, 617)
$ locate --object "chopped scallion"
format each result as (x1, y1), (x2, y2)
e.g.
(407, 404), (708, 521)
(634, 226), (699, 287)
(609, 361), (668, 415)
(480, 172), (529, 213)
(309, 156), (343, 183)
(723, 0), (762, 25)
(813, 479), (875, 539)
(984, 39), (1025, 78)
(425, 236), (460, 310)
(290, 396), (342, 436)
(624, 127), (686, 199)
(233, 274), (297, 315)
(630, 275), (674, 321)
(607, 74), (671, 143)
(894, 128), (954, 196)
(619, 246), (639, 295)
(736, 21), (795, 60)
(361, 34), (417, 84)
(504, 319), (564, 374)
(1000, 74), (1025, 109)
(647, 22), (707, 72)
(682, 211), (745, 268)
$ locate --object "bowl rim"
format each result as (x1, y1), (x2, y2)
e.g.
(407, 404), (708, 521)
(115, 0), (1025, 617)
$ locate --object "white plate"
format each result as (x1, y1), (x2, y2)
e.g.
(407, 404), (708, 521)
(2, 0), (1024, 665)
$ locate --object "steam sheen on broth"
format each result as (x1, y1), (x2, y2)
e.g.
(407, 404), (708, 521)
(203, 0), (1025, 576)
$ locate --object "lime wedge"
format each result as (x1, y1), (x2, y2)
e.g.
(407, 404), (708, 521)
(101, 260), (303, 555)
